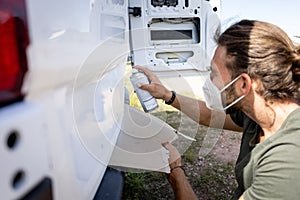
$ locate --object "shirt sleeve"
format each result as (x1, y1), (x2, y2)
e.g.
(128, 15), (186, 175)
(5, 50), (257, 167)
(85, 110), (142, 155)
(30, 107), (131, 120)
(243, 142), (300, 200)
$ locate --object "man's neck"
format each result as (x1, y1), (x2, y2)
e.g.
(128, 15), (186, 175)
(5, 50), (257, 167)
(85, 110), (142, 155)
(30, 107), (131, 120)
(253, 101), (299, 142)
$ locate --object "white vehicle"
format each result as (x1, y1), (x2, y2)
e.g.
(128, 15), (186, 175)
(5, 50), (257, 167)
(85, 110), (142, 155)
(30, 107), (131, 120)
(0, 0), (220, 199)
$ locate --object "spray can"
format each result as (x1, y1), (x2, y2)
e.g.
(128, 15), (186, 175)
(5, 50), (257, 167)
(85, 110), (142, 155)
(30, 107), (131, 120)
(130, 69), (159, 112)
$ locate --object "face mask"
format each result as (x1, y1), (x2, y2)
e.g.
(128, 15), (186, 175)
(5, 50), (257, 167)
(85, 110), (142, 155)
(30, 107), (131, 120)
(202, 75), (245, 112)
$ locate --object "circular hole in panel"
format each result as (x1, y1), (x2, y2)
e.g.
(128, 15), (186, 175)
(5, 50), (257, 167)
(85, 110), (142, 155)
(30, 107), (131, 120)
(11, 170), (26, 190)
(6, 131), (20, 150)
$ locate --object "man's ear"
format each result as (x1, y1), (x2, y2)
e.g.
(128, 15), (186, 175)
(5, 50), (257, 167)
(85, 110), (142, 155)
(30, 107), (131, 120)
(238, 73), (252, 95)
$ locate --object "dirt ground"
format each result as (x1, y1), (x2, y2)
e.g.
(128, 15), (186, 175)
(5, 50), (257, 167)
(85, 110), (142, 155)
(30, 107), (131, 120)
(209, 129), (241, 164)
(182, 128), (242, 200)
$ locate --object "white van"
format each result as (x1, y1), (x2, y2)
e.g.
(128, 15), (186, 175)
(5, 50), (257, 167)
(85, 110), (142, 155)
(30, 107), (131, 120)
(0, 0), (220, 199)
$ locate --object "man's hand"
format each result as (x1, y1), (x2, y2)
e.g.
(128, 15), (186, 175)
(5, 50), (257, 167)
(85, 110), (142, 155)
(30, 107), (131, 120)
(162, 142), (182, 170)
(133, 66), (172, 101)
(162, 142), (198, 200)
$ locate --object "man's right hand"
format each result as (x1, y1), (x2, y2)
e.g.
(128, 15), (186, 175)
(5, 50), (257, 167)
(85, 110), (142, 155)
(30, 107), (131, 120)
(133, 66), (173, 102)
(162, 142), (198, 200)
(162, 142), (182, 170)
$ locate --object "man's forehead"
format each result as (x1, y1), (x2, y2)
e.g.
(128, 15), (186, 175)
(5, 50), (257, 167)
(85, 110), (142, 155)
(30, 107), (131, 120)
(210, 46), (232, 79)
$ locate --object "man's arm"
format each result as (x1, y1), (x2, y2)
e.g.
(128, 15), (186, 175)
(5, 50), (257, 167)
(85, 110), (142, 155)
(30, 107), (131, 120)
(134, 66), (242, 132)
(168, 168), (198, 200)
(168, 93), (242, 131)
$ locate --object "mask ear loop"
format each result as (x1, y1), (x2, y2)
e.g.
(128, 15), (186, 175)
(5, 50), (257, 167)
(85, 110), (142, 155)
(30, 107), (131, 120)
(223, 94), (245, 110)
(220, 74), (245, 111)
(220, 74), (243, 93)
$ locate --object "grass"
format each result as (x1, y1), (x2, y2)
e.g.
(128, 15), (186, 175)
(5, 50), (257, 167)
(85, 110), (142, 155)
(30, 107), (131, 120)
(123, 172), (147, 200)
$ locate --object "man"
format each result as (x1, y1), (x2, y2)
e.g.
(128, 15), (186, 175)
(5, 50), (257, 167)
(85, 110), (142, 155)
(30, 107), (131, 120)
(135, 19), (300, 199)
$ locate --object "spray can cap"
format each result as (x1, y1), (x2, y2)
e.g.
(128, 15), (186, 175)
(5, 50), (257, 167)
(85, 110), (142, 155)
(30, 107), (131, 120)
(132, 68), (139, 73)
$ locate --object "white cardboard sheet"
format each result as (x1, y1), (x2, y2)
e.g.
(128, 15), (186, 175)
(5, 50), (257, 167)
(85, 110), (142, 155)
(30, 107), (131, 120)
(109, 105), (178, 173)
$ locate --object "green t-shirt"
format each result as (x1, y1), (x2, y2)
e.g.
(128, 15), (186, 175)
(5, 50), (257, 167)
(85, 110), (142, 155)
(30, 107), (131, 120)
(243, 108), (300, 200)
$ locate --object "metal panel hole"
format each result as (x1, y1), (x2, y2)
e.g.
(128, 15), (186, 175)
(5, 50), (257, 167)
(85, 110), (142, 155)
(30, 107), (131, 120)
(12, 170), (26, 190)
(6, 130), (20, 150)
